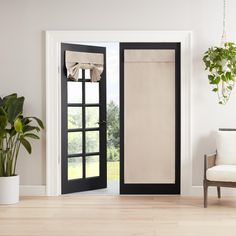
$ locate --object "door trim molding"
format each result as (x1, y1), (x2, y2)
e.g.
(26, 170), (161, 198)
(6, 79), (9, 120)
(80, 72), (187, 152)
(46, 31), (192, 196)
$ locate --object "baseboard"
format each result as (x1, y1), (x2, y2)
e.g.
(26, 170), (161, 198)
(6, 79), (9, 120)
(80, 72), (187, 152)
(20, 185), (46, 196)
(191, 186), (236, 196)
(19, 184), (236, 197)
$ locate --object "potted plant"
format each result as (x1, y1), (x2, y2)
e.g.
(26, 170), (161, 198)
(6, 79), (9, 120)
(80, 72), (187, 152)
(203, 42), (236, 105)
(0, 93), (44, 204)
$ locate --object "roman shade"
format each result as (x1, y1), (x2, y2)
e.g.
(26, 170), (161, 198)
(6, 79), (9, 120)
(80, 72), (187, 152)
(65, 51), (104, 82)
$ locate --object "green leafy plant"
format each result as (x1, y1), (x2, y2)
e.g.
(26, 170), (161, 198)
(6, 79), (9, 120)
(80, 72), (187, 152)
(203, 42), (236, 104)
(0, 93), (44, 177)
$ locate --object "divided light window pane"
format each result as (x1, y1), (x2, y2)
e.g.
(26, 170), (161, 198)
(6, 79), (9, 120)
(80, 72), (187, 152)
(68, 132), (82, 154)
(85, 82), (99, 104)
(68, 107), (82, 129)
(68, 157), (83, 180)
(86, 107), (99, 128)
(85, 69), (90, 79)
(86, 131), (99, 153)
(86, 155), (99, 178)
(68, 82), (82, 104)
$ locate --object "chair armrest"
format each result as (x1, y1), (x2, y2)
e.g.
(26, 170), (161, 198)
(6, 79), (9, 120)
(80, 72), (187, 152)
(204, 152), (216, 180)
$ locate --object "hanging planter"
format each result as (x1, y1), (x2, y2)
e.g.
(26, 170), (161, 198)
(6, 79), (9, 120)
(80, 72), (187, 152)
(203, 0), (236, 105)
(203, 42), (236, 104)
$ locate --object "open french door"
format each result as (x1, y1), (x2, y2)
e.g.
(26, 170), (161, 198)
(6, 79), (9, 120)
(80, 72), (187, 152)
(61, 43), (107, 194)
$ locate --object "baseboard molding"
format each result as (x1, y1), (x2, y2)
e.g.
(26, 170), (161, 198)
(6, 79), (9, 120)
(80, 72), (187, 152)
(19, 184), (236, 197)
(20, 185), (46, 196)
(191, 186), (236, 196)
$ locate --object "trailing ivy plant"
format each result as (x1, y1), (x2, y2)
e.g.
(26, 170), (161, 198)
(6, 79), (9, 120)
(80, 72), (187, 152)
(203, 42), (236, 104)
(0, 93), (44, 177)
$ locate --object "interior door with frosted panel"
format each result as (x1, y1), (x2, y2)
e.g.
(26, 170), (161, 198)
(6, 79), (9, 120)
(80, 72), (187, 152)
(61, 43), (107, 194)
(120, 43), (180, 194)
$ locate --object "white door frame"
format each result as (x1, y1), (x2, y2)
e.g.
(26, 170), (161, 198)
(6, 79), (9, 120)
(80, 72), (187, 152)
(46, 31), (192, 196)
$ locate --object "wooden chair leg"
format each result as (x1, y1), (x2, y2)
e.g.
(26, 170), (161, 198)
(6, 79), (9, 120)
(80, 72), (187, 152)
(217, 186), (221, 199)
(204, 181), (208, 208)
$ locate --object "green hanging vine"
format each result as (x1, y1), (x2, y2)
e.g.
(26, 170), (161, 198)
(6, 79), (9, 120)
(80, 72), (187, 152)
(203, 42), (236, 105)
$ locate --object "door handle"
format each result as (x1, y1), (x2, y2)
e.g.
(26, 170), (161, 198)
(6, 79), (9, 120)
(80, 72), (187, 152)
(97, 120), (107, 125)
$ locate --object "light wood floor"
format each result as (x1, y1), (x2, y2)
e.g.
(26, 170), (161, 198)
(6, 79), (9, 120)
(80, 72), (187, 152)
(1, 196), (236, 236)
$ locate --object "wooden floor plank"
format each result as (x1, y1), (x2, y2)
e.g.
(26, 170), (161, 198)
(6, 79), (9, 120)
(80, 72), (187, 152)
(0, 196), (236, 236)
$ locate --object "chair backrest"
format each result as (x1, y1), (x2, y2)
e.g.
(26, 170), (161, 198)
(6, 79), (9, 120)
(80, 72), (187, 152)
(216, 129), (236, 165)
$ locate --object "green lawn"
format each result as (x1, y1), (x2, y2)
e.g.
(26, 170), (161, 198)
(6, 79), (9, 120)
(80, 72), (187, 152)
(107, 161), (119, 181)
(68, 161), (119, 181)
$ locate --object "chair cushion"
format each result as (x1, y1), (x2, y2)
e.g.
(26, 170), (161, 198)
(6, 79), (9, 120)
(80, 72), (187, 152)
(206, 165), (236, 182)
(216, 131), (236, 165)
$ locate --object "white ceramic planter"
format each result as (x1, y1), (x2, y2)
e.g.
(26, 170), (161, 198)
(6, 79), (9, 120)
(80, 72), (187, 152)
(0, 175), (19, 204)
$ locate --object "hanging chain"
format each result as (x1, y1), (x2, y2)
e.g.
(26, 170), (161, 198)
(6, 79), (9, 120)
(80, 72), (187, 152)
(221, 0), (227, 46)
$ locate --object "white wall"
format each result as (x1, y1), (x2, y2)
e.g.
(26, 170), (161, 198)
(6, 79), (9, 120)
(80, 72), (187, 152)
(1, 0), (236, 187)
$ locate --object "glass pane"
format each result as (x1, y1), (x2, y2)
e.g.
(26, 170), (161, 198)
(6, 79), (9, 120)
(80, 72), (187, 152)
(78, 69), (82, 79)
(86, 131), (99, 153)
(68, 82), (82, 103)
(85, 69), (90, 79)
(85, 82), (99, 104)
(68, 107), (82, 129)
(86, 155), (99, 177)
(68, 157), (82, 180)
(68, 132), (82, 154)
(86, 107), (99, 128)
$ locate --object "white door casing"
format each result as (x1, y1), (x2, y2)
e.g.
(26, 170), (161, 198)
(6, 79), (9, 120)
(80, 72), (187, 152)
(46, 31), (192, 196)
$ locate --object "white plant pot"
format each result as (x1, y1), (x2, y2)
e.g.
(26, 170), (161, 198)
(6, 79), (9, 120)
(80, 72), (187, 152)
(0, 175), (19, 204)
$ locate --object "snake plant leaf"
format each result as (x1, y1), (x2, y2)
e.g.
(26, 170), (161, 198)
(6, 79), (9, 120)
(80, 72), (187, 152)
(14, 118), (23, 133)
(20, 138), (32, 154)
(7, 96), (24, 123)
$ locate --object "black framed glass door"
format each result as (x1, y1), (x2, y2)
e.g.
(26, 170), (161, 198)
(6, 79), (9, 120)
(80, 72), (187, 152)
(61, 43), (107, 194)
(120, 42), (181, 194)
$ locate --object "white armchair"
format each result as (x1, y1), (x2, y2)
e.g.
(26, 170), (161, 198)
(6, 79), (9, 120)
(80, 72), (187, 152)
(204, 129), (236, 208)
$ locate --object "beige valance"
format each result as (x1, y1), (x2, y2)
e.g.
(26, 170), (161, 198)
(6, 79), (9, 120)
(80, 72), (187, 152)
(65, 51), (104, 82)
(124, 49), (175, 63)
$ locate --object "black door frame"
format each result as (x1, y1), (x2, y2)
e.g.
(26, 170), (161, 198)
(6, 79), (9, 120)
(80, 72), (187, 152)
(61, 43), (107, 194)
(119, 42), (181, 194)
